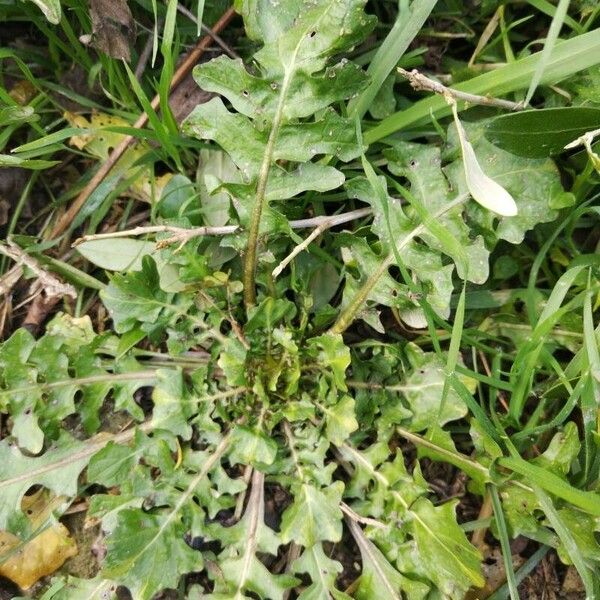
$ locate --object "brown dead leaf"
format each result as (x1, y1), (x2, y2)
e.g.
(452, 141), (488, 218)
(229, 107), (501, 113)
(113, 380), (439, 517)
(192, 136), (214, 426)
(0, 167), (28, 207)
(9, 80), (36, 105)
(168, 73), (213, 124)
(0, 492), (77, 589)
(22, 292), (62, 334)
(80, 0), (135, 61)
(0, 199), (9, 227)
(465, 547), (524, 599)
(562, 565), (585, 594)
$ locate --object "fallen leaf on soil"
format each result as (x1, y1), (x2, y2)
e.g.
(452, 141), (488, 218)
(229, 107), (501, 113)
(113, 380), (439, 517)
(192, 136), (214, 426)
(168, 74), (213, 124)
(80, 0), (135, 61)
(65, 111), (172, 203)
(0, 492), (77, 589)
(22, 292), (62, 334)
(9, 80), (37, 105)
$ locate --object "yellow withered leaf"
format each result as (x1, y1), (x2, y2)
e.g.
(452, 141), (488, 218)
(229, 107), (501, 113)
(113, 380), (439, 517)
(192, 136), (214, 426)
(64, 111), (172, 203)
(0, 492), (77, 589)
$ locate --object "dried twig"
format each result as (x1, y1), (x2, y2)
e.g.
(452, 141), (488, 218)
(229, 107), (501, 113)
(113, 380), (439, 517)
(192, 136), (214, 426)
(564, 127), (600, 149)
(73, 224), (237, 247)
(281, 542), (302, 600)
(340, 502), (386, 529)
(0, 241), (76, 300)
(470, 491), (493, 551)
(176, 4), (239, 59)
(272, 207), (372, 279)
(73, 207), (373, 248)
(0, 265), (23, 299)
(397, 67), (523, 111)
(134, 24), (158, 80)
(50, 6), (237, 239)
(0, 241), (77, 331)
(232, 465), (254, 522)
(468, 7), (501, 68)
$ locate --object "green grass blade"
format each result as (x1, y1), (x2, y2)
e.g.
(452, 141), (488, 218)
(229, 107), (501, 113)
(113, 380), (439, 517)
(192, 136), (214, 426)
(499, 457), (600, 516)
(348, 0), (438, 119)
(365, 28), (600, 142)
(510, 265), (588, 421)
(581, 272), (600, 481)
(158, 0), (180, 137)
(489, 485), (519, 600)
(122, 62), (181, 167)
(525, 0), (582, 33)
(532, 485), (598, 599)
(434, 282), (467, 430)
(197, 0), (205, 36)
(12, 128), (86, 153)
(524, 0), (570, 106)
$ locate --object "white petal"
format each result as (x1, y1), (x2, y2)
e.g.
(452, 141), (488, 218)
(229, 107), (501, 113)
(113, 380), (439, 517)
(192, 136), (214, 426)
(453, 105), (518, 217)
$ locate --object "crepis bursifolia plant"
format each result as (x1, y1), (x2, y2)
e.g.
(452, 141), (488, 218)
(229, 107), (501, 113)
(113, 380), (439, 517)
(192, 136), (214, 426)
(1, 0), (599, 599)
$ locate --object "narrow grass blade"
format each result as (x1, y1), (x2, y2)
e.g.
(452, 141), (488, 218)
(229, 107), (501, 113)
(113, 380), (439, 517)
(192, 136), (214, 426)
(525, 0), (582, 33)
(122, 62), (180, 167)
(489, 485), (519, 600)
(581, 273), (600, 481)
(524, 0), (570, 106)
(510, 265), (587, 421)
(532, 485), (598, 599)
(159, 0), (180, 137)
(12, 128), (86, 154)
(349, 0), (438, 118)
(434, 282), (466, 429)
(197, 0), (205, 36)
(366, 28), (600, 142)
(499, 457), (600, 516)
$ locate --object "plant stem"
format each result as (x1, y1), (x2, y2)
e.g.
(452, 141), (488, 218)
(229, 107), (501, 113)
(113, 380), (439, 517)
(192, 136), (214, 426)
(329, 195), (467, 334)
(243, 70), (293, 308)
(0, 241), (76, 299)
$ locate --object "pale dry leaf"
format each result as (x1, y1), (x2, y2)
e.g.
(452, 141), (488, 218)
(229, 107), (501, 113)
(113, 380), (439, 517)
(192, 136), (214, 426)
(451, 102), (518, 217)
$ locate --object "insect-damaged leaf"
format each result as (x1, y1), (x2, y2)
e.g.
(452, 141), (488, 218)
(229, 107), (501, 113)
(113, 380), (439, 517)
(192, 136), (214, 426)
(0, 433), (91, 531)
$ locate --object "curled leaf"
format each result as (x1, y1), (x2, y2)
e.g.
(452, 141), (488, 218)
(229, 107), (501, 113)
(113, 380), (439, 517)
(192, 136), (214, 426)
(451, 102), (518, 217)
